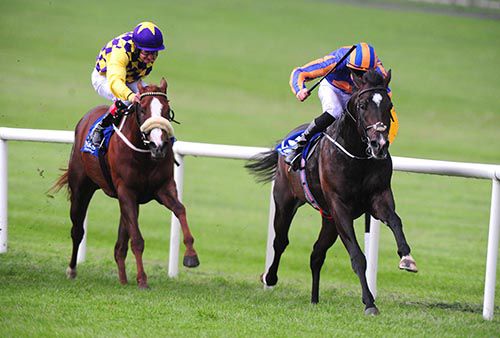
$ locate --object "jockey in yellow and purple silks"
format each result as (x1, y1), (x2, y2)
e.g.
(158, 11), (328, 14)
(90, 21), (166, 148)
(286, 42), (399, 166)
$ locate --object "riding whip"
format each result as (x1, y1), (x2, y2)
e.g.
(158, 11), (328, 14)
(307, 44), (356, 94)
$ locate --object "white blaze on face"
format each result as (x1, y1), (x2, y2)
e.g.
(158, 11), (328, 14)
(372, 93), (383, 107)
(150, 98), (164, 146)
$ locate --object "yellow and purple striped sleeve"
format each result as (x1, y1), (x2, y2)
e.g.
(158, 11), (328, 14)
(106, 49), (135, 101)
(289, 55), (336, 95)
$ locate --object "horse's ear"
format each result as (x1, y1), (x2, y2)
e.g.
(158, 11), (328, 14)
(138, 81), (144, 93)
(160, 77), (168, 93)
(384, 69), (392, 88)
(352, 72), (364, 89)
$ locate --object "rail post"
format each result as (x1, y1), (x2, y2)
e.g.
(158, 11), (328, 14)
(483, 176), (500, 320)
(168, 153), (184, 278)
(0, 138), (8, 253)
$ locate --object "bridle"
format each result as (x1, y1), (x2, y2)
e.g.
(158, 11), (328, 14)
(137, 92), (178, 122)
(326, 86), (390, 160)
(345, 86), (389, 133)
(113, 91), (176, 153)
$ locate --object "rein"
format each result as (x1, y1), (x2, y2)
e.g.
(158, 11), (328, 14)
(323, 133), (371, 160)
(113, 122), (150, 153)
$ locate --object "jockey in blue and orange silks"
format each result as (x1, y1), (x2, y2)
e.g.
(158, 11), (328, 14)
(90, 21), (166, 148)
(286, 42), (399, 166)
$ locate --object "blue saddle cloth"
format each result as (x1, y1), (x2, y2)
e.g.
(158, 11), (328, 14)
(276, 130), (323, 160)
(80, 114), (114, 157)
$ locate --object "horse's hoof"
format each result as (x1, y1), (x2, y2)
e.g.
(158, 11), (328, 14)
(119, 279), (128, 285)
(66, 266), (77, 279)
(399, 255), (418, 273)
(365, 307), (380, 316)
(183, 255), (200, 268)
(260, 272), (278, 289)
(138, 283), (150, 290)
(260, 273), (274, 290)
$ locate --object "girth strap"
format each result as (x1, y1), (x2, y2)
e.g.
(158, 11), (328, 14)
(98, 149), (116, 194)
(299, 158), (332, 220)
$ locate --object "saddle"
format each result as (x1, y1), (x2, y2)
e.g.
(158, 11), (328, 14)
(277, 131), (332, 219)
(80, 114), (116, 156)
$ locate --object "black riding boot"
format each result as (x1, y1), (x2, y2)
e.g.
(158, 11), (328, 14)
(91, 112), (115, 148)
(285, 112), (336, 169)
(90, 101), (128, 148)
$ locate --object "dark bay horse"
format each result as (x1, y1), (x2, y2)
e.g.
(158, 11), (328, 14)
(246, 70), (417, 314)
(52, 78), (199, 288)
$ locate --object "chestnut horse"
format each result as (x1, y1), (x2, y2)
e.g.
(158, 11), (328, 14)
(246, 70), (417, 314)
(52, 78), (199, 288)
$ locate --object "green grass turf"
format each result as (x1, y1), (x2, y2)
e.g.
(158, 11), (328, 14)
(0, 0), (499, 336)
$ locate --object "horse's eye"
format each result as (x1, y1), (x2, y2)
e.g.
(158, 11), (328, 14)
(358, 101), (368, 110)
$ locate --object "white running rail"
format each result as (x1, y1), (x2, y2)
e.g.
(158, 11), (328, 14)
(0, 127), (499, 320)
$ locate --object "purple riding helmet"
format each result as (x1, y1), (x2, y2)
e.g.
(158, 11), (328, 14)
(132, 22), (165, 52)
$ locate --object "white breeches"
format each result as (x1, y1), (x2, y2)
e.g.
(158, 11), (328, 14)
(91, 69), (145, 104)
(318, 79), (351, 119)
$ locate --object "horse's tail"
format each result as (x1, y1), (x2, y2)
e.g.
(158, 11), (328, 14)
(47, 168), (71, 199)
(245, 149), (279, 183)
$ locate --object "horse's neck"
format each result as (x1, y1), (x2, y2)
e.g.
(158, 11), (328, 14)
(329, 112), (365, 153)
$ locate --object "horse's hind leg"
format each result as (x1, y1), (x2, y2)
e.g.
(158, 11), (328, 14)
(334, 208), (378, 315)
(310, 217), (338, 304)
(157, 182), (199, 268)
(262, 187), (301, 288)
(67, 176), (97, 279)
(114, 221), (129, 285)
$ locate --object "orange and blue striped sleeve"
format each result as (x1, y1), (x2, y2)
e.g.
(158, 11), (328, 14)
(376, 61), (398, 142)
(289, 55), (336, 95)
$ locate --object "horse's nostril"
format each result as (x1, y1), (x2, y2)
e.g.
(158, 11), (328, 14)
(370, 140), (379, 149)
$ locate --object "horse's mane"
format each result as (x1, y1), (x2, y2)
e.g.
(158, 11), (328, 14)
(362, 69), (384, 87)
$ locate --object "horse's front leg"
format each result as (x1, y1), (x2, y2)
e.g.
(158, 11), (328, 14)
(156, 181), (199, 268)
(117, 188), (148, 288)
(370, 189), (418, 272)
